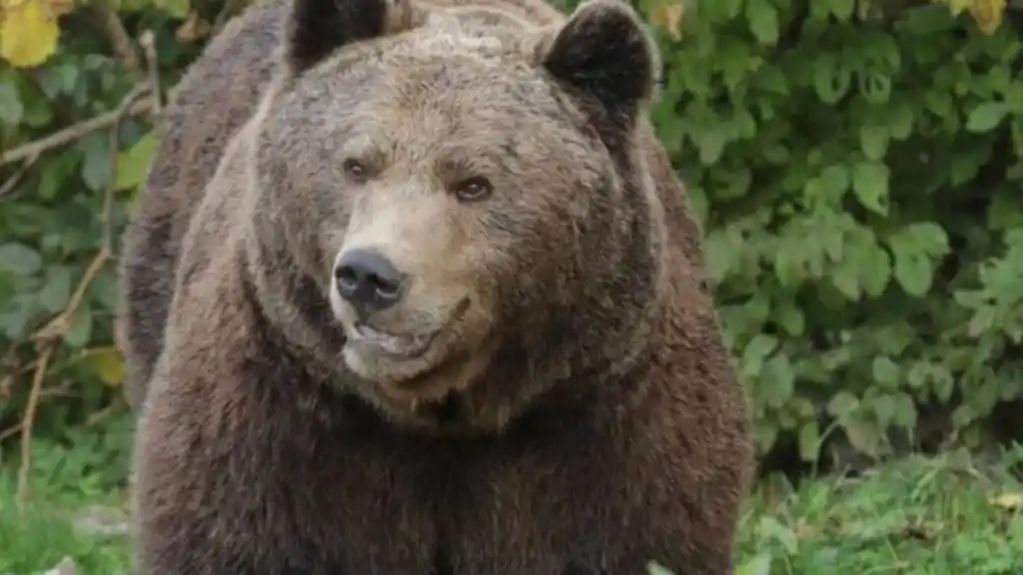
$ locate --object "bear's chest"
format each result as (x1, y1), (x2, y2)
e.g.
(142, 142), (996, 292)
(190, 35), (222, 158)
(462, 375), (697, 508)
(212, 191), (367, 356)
(199, 417), (631, 574)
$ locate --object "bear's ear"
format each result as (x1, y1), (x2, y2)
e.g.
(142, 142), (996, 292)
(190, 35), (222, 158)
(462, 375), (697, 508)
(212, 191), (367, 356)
(285, 0), (421, 76)
(539, 0), (658, 121)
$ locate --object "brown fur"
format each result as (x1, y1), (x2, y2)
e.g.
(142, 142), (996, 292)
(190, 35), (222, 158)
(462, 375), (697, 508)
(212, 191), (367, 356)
(122, 0), (752, 572)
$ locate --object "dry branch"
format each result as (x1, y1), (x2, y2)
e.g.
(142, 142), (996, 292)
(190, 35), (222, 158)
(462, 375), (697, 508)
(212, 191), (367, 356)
(91, 0), (142, 76)
(16, 343), (53, 505)
(0, 94), (153, 168)
(140, 30), (164, 116)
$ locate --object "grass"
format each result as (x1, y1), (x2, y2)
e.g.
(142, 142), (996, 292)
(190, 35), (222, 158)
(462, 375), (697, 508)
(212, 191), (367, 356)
(3, 420), (1023, 574)
(729, 446), (1023, 575)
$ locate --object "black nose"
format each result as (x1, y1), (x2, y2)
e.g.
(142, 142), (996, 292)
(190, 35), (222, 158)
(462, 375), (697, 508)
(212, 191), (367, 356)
(334, 248), (406, 315)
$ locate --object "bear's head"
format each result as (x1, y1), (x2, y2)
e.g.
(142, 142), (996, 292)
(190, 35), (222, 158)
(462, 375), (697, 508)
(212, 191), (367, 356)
(250, 0), (667, 433)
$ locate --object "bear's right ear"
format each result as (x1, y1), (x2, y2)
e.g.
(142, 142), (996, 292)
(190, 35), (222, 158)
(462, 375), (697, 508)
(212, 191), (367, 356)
(537, 0), (658, 123)
(285, 0), (419, 76)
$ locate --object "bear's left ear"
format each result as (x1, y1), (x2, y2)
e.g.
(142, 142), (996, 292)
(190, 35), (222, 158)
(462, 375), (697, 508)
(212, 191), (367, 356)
(539, 0), (659, 121)
(285, 0), (424, 76)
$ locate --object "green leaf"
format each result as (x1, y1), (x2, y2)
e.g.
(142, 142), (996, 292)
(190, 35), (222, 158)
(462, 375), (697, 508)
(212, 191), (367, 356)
(755, 65), (788, 96)
(886, 100), (914, 140)
(716, 37), (751, 91)
(871, 394), (896, 427)
(0, 81), (23, 125)
(828, 391), (860, 418)
(745, 0), (779, 45)
(701, 0), (743, 21)
(831, 259), (861, 301)
(735, 553), (773, 575)
(820, 164), (849, 196)
(860, 244), (891, 297)
(872, 356), (900, 388)
(741, 334), (779, 375)
(760, 354), (795, 406)
(81, 132), (113, 192)
(841, 418), (883, 457)
(704, 229), (739, 285)
(859, 123), (889, 160)
(38, 266), (73, 312)
(966, 102), (1009, 133)
(903, 222), (950, 256)
(892, 393), (917, 428)
(115, 131), (158, 191)
(0, 242), (42, 275)
(887, 223), (949, 297)
(773, 299), (805, 336)
(924, 89), (954, 119)
(798, 420), (821, 462)
(0, 294), (35, 339)
(851, 161), (890, 215)
(813, 57), (851, 104)
(153, 0), (191, 18)
(754, 420), (779, 452)
(64, 307), (94, 348)
(828, 0), (856, 20)
(693, 126), (728, 164)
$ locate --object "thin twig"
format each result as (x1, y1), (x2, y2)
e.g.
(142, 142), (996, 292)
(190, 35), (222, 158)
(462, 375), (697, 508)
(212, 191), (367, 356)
(0, 155), (37, 198)
(140, 30), (163, 116)
(91, 0), (142, 75)
(0, 422), (22, 443)
(17, 343), (53, 505)
(86, 397), (126, 426)
(0, 95), (152, 167)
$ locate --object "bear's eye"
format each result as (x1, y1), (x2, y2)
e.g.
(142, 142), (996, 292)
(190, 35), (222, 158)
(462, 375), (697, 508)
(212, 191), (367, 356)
(343, 159), (368, 182)
(453, 176), (493, 202)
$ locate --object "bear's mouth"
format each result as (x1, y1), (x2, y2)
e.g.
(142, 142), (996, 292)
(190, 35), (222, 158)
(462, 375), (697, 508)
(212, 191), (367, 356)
(347, 298), (471, 360)
(349, 324), (436, 358)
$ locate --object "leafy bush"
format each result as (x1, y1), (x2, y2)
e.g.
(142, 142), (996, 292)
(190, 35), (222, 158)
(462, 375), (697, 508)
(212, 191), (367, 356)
(0, 0), (1020, 503)
(0, 0), (234, 499)
(636, 0), (1023, 465)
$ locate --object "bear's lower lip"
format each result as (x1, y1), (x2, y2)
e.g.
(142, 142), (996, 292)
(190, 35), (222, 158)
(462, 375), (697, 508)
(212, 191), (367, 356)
(350, 324), (436, 358)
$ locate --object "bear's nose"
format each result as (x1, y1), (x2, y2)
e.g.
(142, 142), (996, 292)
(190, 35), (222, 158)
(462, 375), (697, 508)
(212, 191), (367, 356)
(334, 248), (406, 315)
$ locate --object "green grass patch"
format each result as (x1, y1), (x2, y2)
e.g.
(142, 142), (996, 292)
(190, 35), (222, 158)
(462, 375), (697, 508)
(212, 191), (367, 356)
(726, 446), (1023, 575)
(2, 434), (1023, 574)
(0, 476), (130, 573)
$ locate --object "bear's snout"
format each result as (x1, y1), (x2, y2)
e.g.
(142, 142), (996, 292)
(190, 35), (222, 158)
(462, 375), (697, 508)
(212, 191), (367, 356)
(334, 248), (408, 319)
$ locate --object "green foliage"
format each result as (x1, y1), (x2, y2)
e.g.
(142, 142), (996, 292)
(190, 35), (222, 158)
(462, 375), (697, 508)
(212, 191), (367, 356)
(1, 0), (1022, 493)
(0, 0), (216, 475)
(633, 0), (1023, 463)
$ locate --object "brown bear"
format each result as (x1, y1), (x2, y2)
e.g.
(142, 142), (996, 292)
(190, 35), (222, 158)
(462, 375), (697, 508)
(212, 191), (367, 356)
(122, 0), (753, 571)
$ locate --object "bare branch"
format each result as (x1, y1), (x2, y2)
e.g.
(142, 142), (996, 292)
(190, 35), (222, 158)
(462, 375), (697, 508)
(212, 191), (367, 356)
(91, 0), (142, 75)
(0, 91), (152, 167)
(16, 343), (53, 505)
(0, 155), (37, 198)
(140, 30), (163, 116)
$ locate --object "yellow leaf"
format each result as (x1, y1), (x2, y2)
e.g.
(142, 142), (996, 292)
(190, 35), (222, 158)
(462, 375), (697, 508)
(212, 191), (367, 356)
(947, 0), (972, 16)
(646, 0), (685, 40)
(969, 0), (1006, 36)
(175, 11), (211, 43)
(81, 346), (126, 387)
(989, 492), (1023, 511)
(0, 0), (60, 68)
